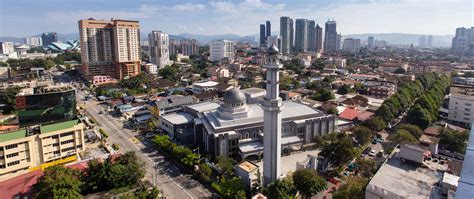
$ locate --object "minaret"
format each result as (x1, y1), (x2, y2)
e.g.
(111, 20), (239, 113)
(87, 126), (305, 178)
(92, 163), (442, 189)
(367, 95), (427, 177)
(262, 44), (283, 186)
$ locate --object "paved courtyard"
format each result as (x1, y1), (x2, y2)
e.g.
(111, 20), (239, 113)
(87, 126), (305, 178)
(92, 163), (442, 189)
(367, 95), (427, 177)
(256, 149), (321, 176)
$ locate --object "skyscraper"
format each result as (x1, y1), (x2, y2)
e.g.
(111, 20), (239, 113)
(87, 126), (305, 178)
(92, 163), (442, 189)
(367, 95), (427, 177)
(343, 38), (361, 53)
(280, 16), (292, 55)
(307, 20), (316, 52)
(324, 20), (338, 53)
(315, 25), (323, 53)
(262, 45), (283, 186)
(368, 36), (374, 49)
(419, 35), (426, 48)
(180, 39), (199, 56)
(295, 19), (308, 53)
(266, 21), (271, 38)
(290, 19), (294, 52)
(260, 24), (266, 46)
(452, 27), (472, 52)
(266, 35), (282, 51)
(427, 35), (433, 47)
(149, 31), (170, 68)
(41, 32), (57, 47)
(78, 19), (141, 80)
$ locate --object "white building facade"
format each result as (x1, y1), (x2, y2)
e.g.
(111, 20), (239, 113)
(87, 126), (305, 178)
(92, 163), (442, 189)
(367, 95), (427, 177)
(448, 84), (474, 128)
(26, 37), (42, 46)
(0, 42), (15, 55)
(149, 31), (171, 68)
(209, 40), (234, 63)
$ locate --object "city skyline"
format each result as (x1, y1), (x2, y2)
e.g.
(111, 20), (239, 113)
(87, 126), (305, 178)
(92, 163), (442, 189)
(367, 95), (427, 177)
(0, 0), (472, 37)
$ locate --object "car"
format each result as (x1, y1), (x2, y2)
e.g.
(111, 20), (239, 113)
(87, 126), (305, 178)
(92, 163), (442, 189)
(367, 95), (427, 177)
(368, 150), (376, 157)
(372, 139), (378, 144)
(378, 149), (384, 156)
(146, 132), (155, 139)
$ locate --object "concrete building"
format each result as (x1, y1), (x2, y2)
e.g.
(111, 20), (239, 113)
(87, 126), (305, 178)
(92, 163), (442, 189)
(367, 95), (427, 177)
(324, 20), (338, 53)
(419, 35), (427, 48)
(266, 21), (271, 38)
(457, 126), (474, 198)
(235, 161), (261, 189)
(149, 31), (171, 68)
(0, 66), (11, 80)
(315, 25), (323, 53)
(209, 40), (234, 63)
(0, 42), (14, 55)
(0, 120), (85, 181)
(260, 24), (266, 46)
(192, 81), (220, 93)
(452, 27), (472, 53)
(144, 63), (158, 74)
(343, 38), (361, 53)
(41, 32), (57, 47)
(25, 37), (42, 46)
(266, 35), (282, 51)
(179, 39), (198, 56)
(280, 16), (293, 55)
(295, 19), (308, 53)
(78, 19), (141, 80)
(427, 35), (433, 47)
(448, 84), (474, 128)
(307, 20), (316, 52)
(368, 36), (374, 49)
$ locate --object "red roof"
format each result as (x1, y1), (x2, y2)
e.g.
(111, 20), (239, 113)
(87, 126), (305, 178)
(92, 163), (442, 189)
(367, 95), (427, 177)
(0, 169), (43, 199)
(338, 107), (374, 121)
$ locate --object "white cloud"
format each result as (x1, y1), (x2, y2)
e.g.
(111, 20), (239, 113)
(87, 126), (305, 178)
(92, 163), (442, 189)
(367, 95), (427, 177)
(178, 25), (190, 30)
(210, 0), (285, 14)
(173, 3), (206, 12)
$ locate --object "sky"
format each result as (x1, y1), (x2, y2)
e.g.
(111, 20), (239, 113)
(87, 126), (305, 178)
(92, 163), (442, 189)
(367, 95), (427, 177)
(0, 0), (472, 37)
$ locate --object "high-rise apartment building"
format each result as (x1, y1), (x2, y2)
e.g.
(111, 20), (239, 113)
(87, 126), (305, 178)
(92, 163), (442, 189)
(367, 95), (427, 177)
(343, 38), (361, 53)
(180, 39), (198, 56)
(295, 19), (308, 53)
(25, 37), (42, 46)
(266, 35), (282, 51)
(307, 20), (316, 52)
(368, 36), (375, 49)
(427, 35), (433, 47)
(0, 42), (14, 55)
(452, 27), (472, 53)
(209, 40), (234, 63)
(78, 19), (141, 80)
(149, 31), (170, 68)
(266, 21), (271, 38)
(280, 16), (293, 54)
(169, 39), (178, 56)
(315, 25), (323, 53)
(419, 35), (426, 48)
(290, 19), (294, 52)
(324, 20), (338, 53)
(41, 32), (57, 47)
(260, 24), (266, 46)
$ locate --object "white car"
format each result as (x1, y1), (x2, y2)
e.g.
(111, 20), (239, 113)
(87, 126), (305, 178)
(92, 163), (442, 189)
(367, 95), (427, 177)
(368, 150), (376, 157)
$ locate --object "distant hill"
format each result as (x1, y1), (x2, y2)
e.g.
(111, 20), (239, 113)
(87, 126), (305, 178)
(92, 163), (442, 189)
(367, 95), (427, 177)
(343, 33), (453, 47)
(0, 33), (79, 44)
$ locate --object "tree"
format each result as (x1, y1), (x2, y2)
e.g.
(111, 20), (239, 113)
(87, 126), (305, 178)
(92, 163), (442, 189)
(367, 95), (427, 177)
(389, 129), (418, 144)
(439, 129), (469, 153)
(0, 87), (21, 114)
(352, 126), (373, 145)
(219, 177), (246, 199)
(327, 107), (338, 115)
(311, 88), (335, 102)
(337, 85), (351, 95)
(355, 159), (376, 178)
(84, 159), (109, 193)
(332, 176), (368, 199)
(265, 178), (296, 199)
(364, 116), (386, 131)
(108, 152), (145, 189)
(406, 104), (433, 129)
(320, 135), (356, 165)
(159, 65), (181, 81)
(216, 156), (236, 177)
(292, 169), (327, 199)
(323, 76), (335, 83)
(197, 163), (212, 182)
(395, 124), (423, 139)
(34, 165), (83, 199)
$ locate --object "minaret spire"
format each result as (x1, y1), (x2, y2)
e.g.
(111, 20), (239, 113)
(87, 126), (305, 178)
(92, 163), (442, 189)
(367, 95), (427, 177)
(262, 44), (283, 186)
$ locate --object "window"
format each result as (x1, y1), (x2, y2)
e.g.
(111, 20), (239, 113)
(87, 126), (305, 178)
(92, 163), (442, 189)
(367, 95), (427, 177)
(6, 153), (19, 158)
(465, 108), (471, 111)
(53, 143), (59, 147)
(76, 145), (82, 149)
(465, 118), (470, 121)
(7, 161), (20, 167)
(60, 139), (75, 145)
(61, 147), (75, 153)
(51, 135), (59, 139)
(466, 103), (471, 106)
(5, 144), (18, 150)
(465, 113), (471, 116)
(60, 132), (74, 137)
(0, 155), (4, 160)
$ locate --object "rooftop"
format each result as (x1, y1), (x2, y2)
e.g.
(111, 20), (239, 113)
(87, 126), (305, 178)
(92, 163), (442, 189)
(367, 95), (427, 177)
(186, 101), (220, 113)
(193, 81), (219, 87)
(40, 119), (80, 134)
(161, 112), (194, 124)
(366, 149), (441, 199)
(0, 129), (27, 142)
(237, 161), (259, 173)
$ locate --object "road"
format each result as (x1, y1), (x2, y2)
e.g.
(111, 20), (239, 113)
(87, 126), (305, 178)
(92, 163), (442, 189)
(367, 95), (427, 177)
(75, 89), (212, 199)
